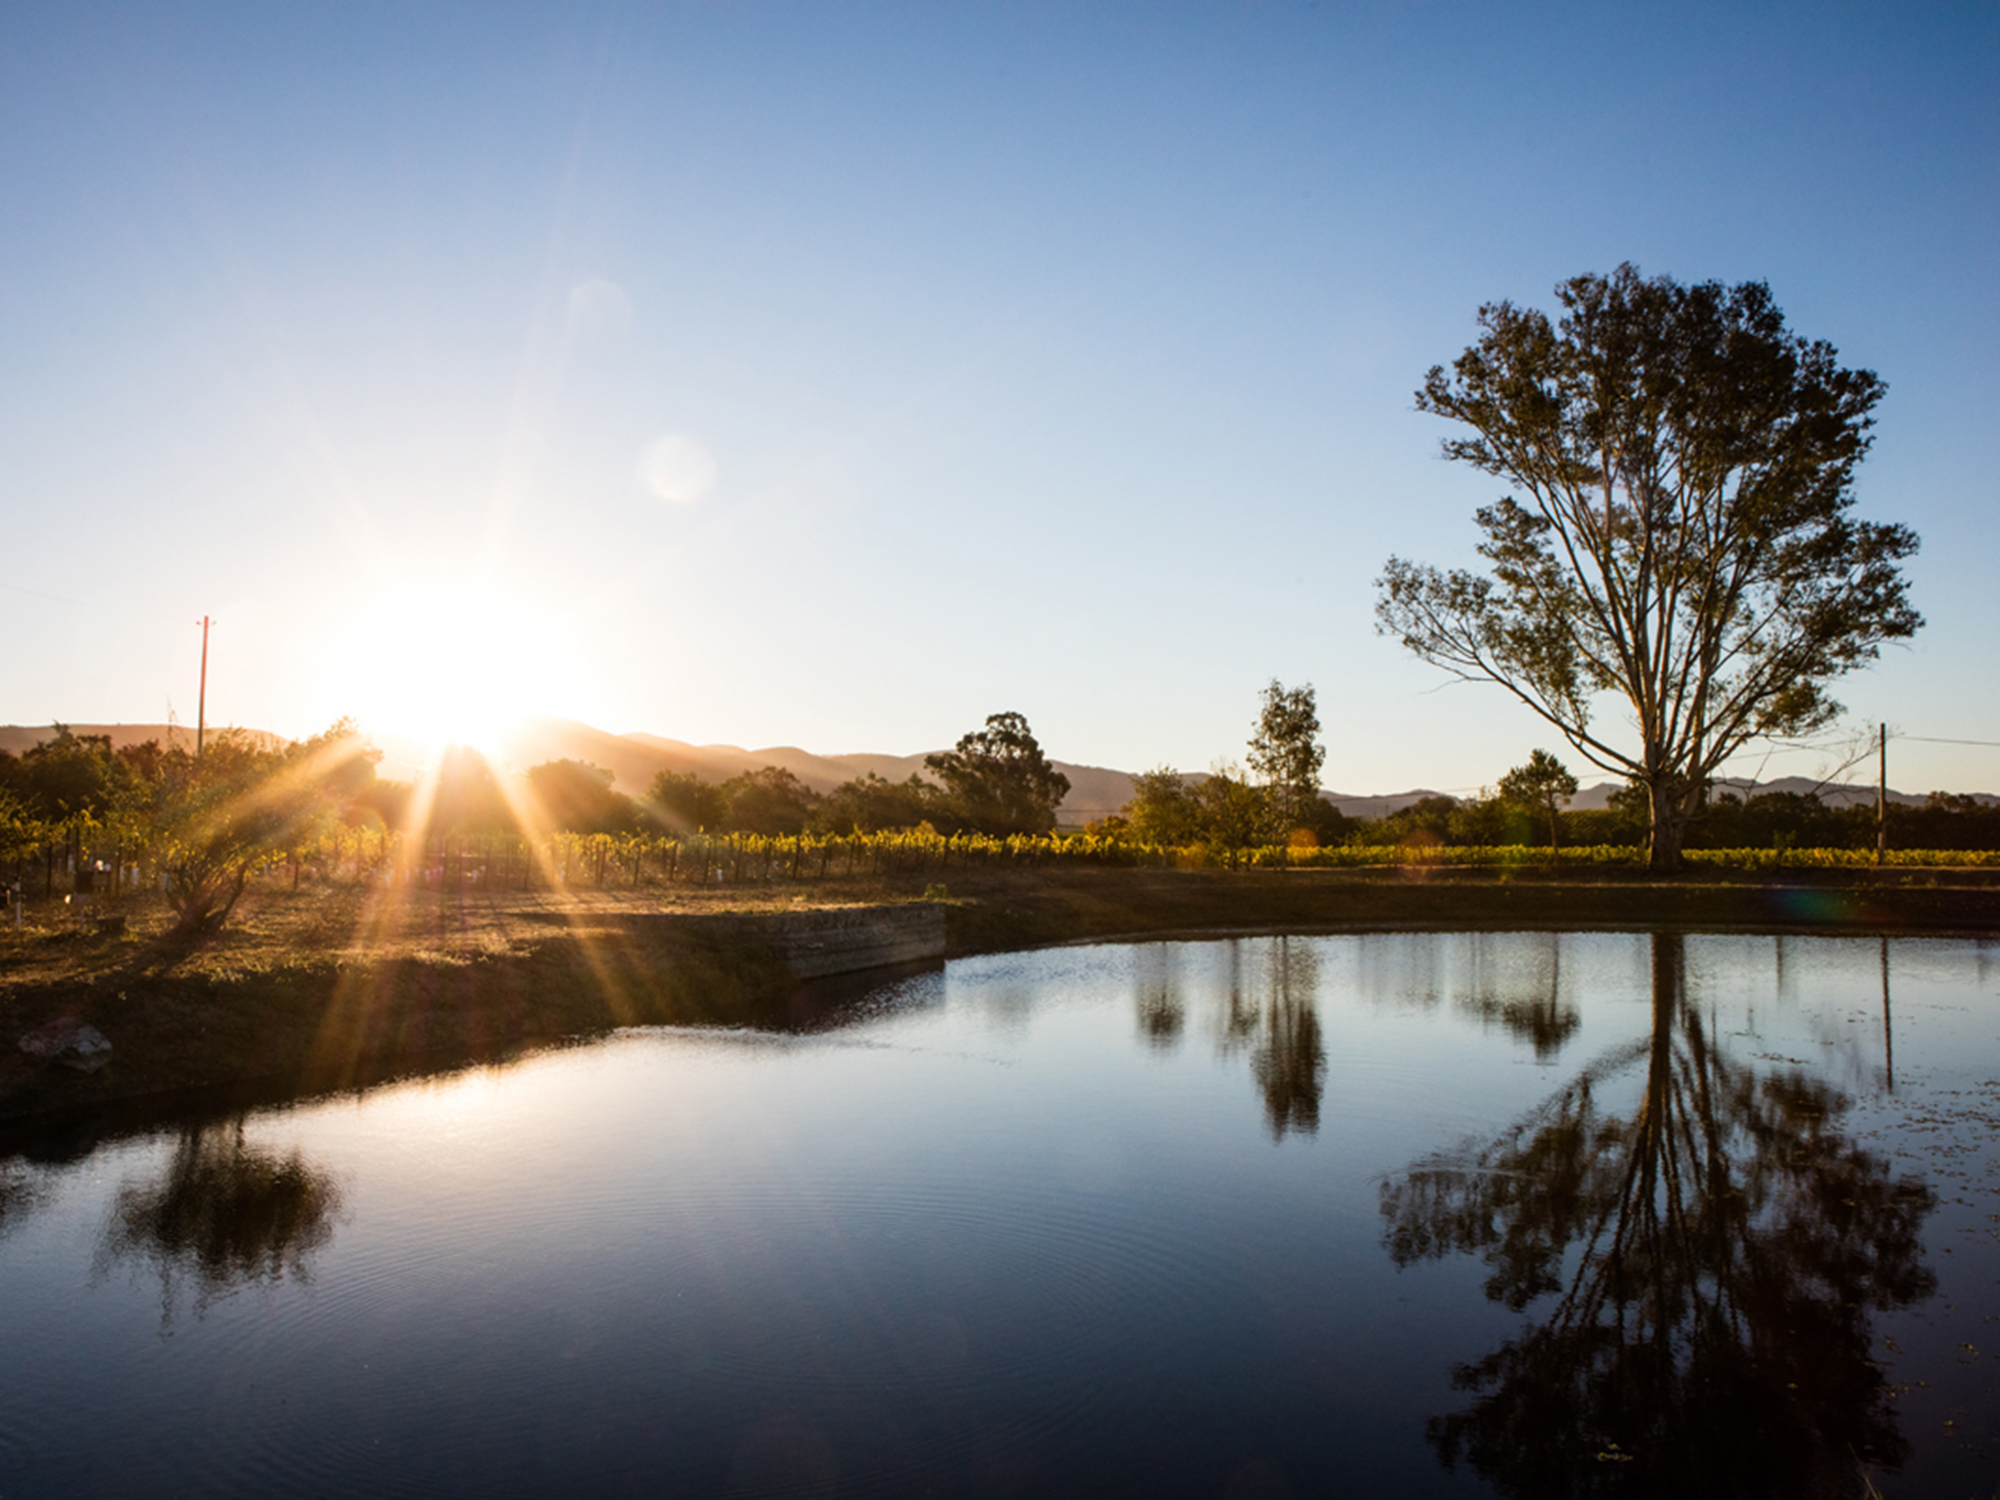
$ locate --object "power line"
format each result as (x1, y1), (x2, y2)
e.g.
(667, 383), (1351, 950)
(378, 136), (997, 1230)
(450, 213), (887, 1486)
(0, 580), (88, 606)
(1898, 734), (2000, 748)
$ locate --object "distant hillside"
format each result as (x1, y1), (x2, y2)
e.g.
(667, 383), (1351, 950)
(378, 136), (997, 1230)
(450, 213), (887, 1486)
(1572, 776), (1998, 811)
(0, 722), (283, 756)
(1321, 790), (1461, 819)
(586, 723), (1139, 827)
(6, 722), (1990, 819)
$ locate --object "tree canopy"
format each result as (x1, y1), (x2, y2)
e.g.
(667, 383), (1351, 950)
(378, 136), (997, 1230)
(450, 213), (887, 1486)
(1497, 749), (1578, 858)
(524, 759), (637, 835)
(715, 766), (818, 836)
(924, 712), (1070, 836)
(1376, 265), (1920, 867)
(151, 722), (380, 938)
(1122, 766), (1203, 847)
(1245, 680), (1325, 840)
(813, 772), (935, 835)
(647, 769), (729, 833)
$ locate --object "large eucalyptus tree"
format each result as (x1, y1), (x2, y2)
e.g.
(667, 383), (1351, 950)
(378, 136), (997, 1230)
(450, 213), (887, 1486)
(1376, 265), (1920, 866)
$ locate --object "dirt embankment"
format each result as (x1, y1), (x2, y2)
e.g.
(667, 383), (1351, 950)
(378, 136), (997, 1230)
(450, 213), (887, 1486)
(3, 865), (1995, 1133)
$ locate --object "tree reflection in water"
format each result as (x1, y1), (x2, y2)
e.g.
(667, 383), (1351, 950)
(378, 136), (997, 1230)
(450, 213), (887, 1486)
(1242, 938), (1326, 1139)
(1455, 933), (1581, 1061)
(1381, 933), (1935, 1497)
(0, 1159), (49, 1240)
(1134, 944), (1187, 1049)
(97, 1119), (344, 1322)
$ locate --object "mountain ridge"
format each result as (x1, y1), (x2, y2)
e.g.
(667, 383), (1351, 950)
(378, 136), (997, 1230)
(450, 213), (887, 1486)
(2, 721), (1990, 820)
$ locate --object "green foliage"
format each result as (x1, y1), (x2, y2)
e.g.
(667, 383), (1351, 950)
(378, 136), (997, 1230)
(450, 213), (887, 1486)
(647, 770), (729, 833)
(1377, 265), (1920, 868)
(1191, 764), (1268, 856)
(0, 782), (47, 868)
(716, 766), (819, 836)
(1563, 803), (1647, 847)
(152, 723), (380, 938)
(924, 712), (1071, 836)
(524, 759), (637, 834)
(1892, 793), (2000, 850)
(1377, 795), (1457, 846)
(1445, 794), (1512, 847)
(1122, 758), (1347, 856)
(1123, 766), (1202, 847)
(646, 766), (821, 835)
(1246, 680), (1325, 839)
(813, 772), (936, 834)
(18, 726), (121, 827)
(1498, 749), (1579, 856)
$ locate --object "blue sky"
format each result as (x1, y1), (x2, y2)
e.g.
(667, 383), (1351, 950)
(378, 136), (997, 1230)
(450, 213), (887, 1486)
(1, 2), (1994, 794)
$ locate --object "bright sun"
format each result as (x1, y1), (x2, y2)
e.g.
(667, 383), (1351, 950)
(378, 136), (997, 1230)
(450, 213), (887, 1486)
(320, 583), (577, 762)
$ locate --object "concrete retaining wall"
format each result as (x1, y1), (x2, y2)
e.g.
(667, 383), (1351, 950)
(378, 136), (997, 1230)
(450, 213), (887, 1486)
(632, 903), (948, 980)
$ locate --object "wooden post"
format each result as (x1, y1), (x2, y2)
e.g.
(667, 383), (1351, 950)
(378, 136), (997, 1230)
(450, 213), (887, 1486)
(1876, 723), (1887, 867)
(195, 615), (212, 760)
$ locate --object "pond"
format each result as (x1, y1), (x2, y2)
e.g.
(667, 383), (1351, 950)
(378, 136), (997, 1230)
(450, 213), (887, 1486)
(1, 931), (1995, 1498)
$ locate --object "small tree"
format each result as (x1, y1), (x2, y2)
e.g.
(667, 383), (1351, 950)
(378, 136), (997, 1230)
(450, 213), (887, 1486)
(1499, 750), (1579, 859)
(648, 770), (729, 834)
(925, 712), (1071, 836)
(1122, 766), (1201, 847)
(1192, 763), (1266, 856)
(152, 724), (376, 940)
(1246, 681), (1325, 841)
(19, 726), (121, 896)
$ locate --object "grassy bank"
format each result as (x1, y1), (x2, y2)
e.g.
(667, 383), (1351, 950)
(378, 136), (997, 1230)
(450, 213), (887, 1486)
(3, 863), (1996, 1131)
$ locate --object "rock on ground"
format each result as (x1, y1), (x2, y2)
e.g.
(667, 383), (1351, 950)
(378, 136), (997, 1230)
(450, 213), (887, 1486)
(18, 1018), (113, 1073)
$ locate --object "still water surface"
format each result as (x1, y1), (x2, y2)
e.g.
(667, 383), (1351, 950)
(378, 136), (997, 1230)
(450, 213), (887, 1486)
(2, 932), (1996, 1497)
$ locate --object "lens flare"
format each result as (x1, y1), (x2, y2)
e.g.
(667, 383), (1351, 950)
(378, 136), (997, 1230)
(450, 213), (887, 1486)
(638, 433), (718, 504)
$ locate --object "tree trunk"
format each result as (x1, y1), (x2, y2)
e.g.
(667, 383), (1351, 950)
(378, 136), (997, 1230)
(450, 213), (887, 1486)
(1645, 779), (1700, 871)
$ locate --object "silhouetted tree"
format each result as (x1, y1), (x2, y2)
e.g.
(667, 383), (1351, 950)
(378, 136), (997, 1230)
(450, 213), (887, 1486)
(525, 759), (636, 834)
(717, 766), (820, 836)
(925, 712), (1070, 835)
(813, 772), (936, 834)
(1378, 265), (1920, 868)
(648, 770), (729, 833)
(427, 744), (511, 837)
(152, 724), (380, 938)
(17, 727), (123, 894)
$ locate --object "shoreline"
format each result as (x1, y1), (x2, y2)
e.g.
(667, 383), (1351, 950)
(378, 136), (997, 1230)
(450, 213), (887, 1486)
(3, 865), (1995, 1141)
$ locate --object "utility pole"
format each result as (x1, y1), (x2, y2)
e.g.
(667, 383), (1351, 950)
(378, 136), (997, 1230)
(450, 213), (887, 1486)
(196, 615), (212, 760)
(1875, 722), (1886, 867)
